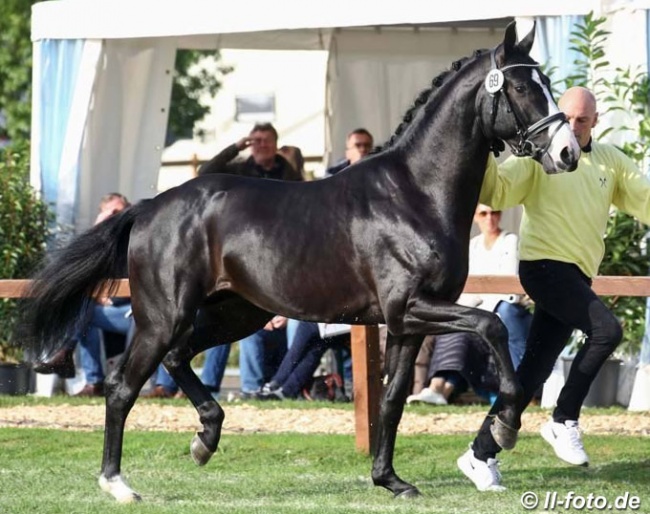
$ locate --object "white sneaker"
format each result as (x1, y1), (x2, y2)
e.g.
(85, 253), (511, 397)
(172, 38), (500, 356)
(457, 444), (506, 492)
(540, 419), (589, 466)
(406, 387), (448, 405)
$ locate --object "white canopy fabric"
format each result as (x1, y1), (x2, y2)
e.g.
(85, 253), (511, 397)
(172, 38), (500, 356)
(29, 0), (614, 230)
(32, 0), (602, 42)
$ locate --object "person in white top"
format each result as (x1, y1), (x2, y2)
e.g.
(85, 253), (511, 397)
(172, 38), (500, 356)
(463, 204), (531, 369)
(406, 204), (531, 407)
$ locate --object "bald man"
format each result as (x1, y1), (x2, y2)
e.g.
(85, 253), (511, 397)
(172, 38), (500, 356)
(458, 87), (650, 491)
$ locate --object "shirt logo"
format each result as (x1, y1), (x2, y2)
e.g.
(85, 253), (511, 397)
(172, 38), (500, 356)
(599, 177), (607, 188)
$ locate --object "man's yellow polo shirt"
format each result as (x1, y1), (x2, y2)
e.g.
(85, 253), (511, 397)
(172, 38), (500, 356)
(480, 142), (650, 278)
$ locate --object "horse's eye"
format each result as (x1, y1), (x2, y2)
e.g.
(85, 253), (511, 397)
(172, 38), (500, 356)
(514, 84), (526, 94)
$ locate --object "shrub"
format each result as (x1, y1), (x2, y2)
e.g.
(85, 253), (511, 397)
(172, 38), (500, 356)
(0, 141), (53, 361)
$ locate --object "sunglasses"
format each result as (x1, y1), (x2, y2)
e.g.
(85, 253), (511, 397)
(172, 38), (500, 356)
(477, 210), (501, 217)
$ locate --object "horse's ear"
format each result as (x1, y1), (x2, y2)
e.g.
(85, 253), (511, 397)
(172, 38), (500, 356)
(517, 21), (536, 55)
(503, 21), (518, 51)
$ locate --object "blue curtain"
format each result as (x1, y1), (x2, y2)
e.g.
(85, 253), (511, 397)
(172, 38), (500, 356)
(39, 39), (84, 226)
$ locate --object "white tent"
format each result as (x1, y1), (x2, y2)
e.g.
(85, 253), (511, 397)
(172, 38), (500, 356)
(31, 0), (638, 229)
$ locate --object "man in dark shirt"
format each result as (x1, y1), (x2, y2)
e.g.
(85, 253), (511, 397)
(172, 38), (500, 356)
(199, 122), (302, 182)
(326, 127), (374, 176)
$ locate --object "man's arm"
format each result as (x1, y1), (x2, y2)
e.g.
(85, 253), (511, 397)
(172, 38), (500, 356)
(611, 148), (650, 225)
(198, 137), (251, 176)
(479, 154), (536, 210)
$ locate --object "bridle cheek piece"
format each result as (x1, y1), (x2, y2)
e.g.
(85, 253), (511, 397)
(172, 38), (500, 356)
(486, 48), (567, 160)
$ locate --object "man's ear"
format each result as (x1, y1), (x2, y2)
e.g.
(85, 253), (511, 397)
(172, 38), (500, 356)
(592, 112), (599, 128)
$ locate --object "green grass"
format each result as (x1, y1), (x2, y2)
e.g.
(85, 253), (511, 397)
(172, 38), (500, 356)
(0, 424), (648, 513)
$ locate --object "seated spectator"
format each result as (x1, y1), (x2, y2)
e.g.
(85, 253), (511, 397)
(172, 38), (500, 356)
(407, 332), (499, 406)
(33, 193), (133, 397)
(460, 204), (532, 370)
(326, 128), (374, 176)
(256, 320), (351, 401)
(199, 123), (302, 182)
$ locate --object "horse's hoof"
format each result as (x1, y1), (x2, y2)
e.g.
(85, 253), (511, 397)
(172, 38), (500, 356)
(98, 474), (142, 503)
(490, 416), (519, 450)
(190, 433), (215, 466)
(394, 487), (421, 499)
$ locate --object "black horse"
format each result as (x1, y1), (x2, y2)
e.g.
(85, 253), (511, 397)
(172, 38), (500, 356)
(17, 22), (579, 503)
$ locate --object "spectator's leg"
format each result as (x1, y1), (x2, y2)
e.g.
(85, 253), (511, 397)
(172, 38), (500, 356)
(201, 344), (231, 393)
(154, 365), (178, 394)
(239, 330), (267, 393)
(496, 301), (532, 370)
(262, 328), (288, 384)
(412, 335), (435, 394)
(278, 338), (329, 398)
(78, 327), (105, 385)
(271, 321), (319, 386)
(286, 318), (301, 349)
(91, 303), (133, 335)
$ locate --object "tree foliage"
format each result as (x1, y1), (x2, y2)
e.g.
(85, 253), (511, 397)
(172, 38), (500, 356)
(0, 0), (37, 143)
(0, 142), (53, 361)
(166, 50), (233, 145)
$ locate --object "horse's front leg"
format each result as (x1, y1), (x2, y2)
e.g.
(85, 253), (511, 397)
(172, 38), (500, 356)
(402, 299), (523, 450)
(371, 333), (423, 498)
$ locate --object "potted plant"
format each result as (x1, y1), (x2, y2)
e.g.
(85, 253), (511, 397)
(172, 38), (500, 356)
(0, 142), (52, 394)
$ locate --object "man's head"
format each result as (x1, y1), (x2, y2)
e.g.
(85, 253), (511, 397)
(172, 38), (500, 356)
(558, 87), (598, 149)
(249, 123), (279, 168)
(345, 128), (374, 165)
(473, 204), (502, 236)
(96, 193), (130, 224)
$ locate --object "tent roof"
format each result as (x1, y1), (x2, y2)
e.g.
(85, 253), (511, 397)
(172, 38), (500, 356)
(33, 0), (604, 48)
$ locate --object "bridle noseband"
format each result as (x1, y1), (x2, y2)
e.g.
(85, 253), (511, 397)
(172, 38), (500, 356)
(485, 48), (567, 159)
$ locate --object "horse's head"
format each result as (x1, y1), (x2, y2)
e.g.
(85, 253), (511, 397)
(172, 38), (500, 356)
(477, 22), (580, 173)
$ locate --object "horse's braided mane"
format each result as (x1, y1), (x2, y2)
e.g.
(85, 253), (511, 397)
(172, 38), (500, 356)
(372, 48), (488, 153)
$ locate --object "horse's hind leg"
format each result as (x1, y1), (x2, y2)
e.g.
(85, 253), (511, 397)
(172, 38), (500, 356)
(371, 333), (423, 498)
(168, 295), (273, 465)
(99, 320), (184, 503)
(99, 278), (206, 502)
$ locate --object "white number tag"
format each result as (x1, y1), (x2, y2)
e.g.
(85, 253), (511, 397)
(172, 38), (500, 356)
(484, 69), (504, 94)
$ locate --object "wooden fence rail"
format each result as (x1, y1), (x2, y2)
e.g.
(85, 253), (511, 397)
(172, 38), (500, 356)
(3, 276), (650, 453)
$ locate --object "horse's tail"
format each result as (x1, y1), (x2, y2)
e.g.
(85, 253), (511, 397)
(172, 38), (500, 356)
(14, 200), (151, 362)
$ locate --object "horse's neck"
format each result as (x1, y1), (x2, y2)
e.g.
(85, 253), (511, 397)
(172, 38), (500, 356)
(400, 82), (491, 225)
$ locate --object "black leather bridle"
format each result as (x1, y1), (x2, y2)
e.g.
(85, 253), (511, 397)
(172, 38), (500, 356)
(487, 48), (567, 159)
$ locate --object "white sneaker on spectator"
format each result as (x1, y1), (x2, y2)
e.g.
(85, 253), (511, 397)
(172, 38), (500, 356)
(540, 419), (589, 466)
(406, 387), (448, 405)
(457, 444), (506, 492)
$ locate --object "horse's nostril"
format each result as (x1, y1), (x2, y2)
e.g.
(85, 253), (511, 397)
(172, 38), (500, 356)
(560, 147), (578, 172)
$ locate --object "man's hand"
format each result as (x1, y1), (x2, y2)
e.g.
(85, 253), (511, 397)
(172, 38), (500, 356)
(264, 315), (287, 331)
(235, 137), (253, 151)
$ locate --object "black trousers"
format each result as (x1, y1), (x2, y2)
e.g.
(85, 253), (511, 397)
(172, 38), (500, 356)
(473, 259), (622, 461)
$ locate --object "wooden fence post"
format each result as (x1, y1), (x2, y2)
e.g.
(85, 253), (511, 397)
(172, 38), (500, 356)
(350, 324), (381, 454)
